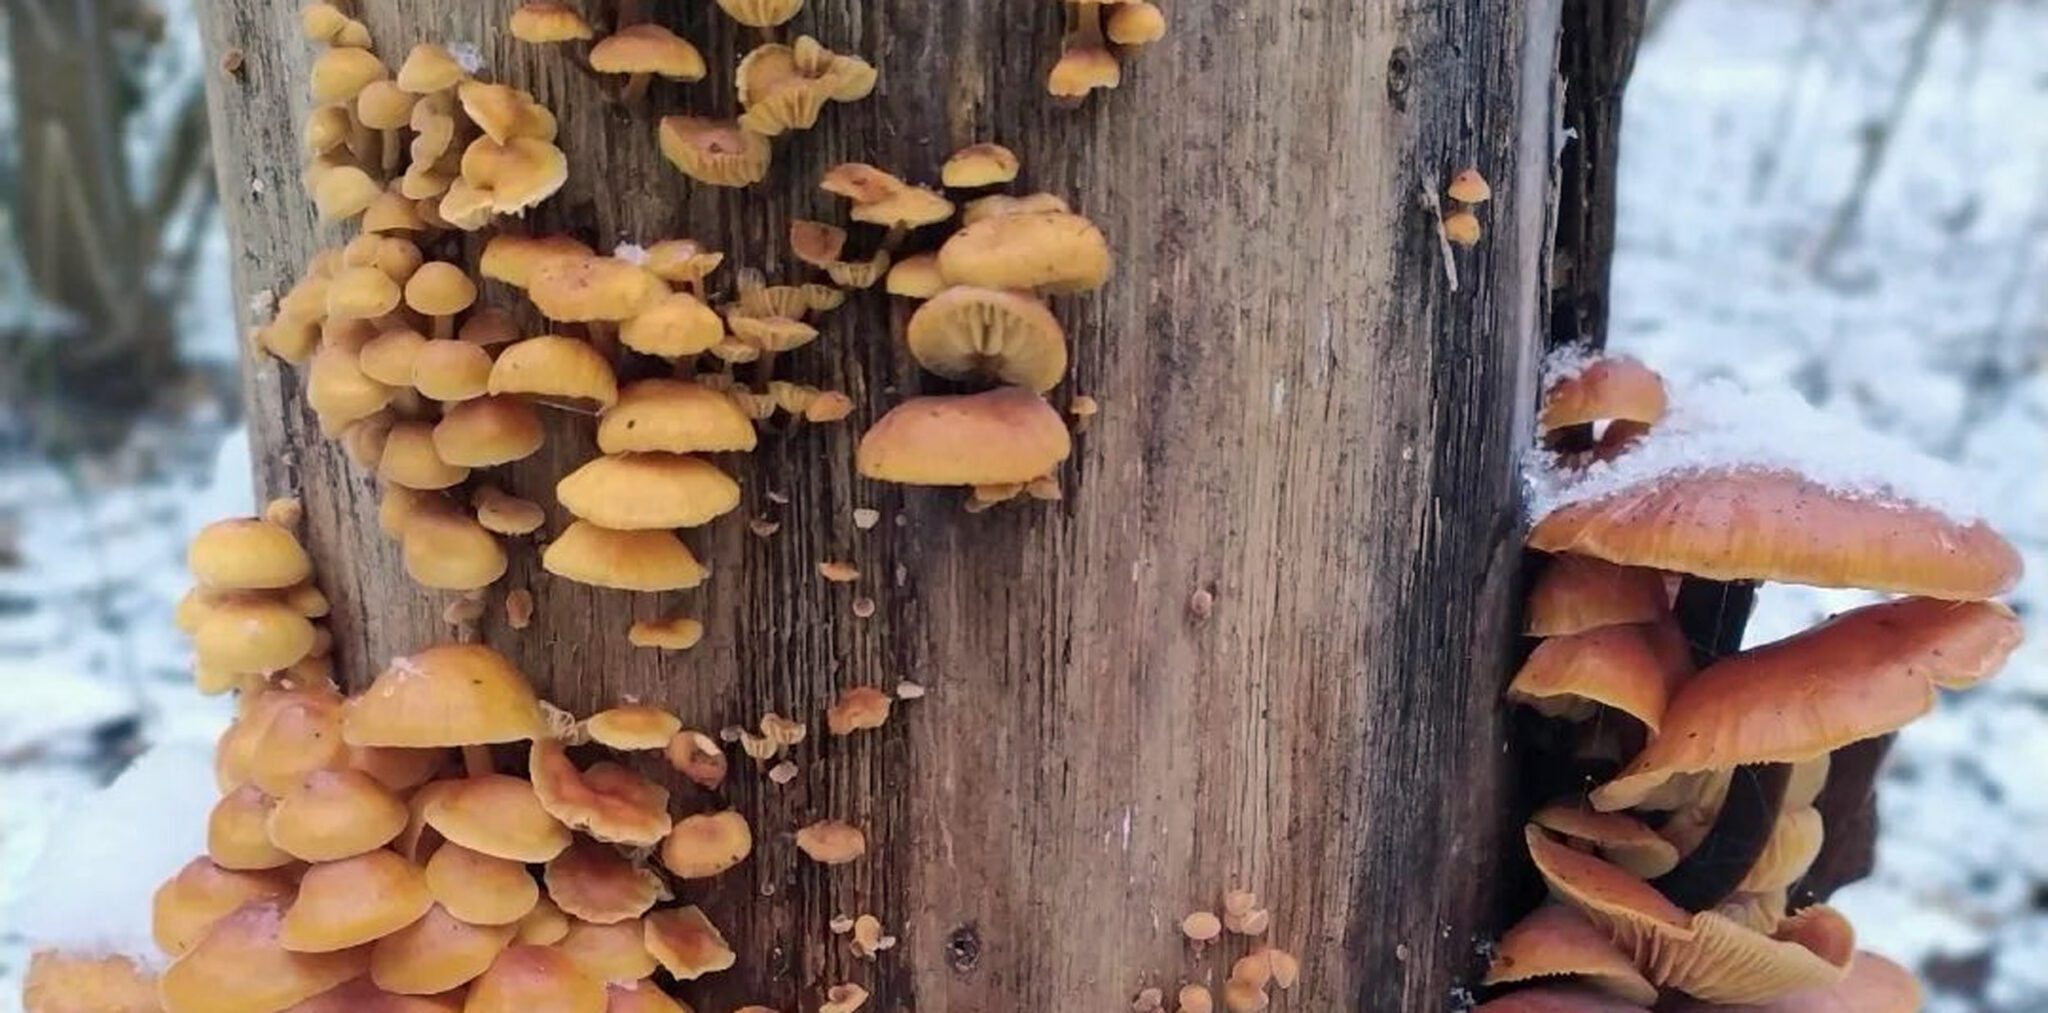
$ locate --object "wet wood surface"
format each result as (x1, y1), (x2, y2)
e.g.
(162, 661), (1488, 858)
(197, 1), (1570, 1008)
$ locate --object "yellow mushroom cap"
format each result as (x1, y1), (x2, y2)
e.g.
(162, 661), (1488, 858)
(295, 972), (470, 1012)
(941, 143), (1021, 188)
(820, 162), (955, 227)
(598, 379), (757, 455)
(856, 386), (1072, 486)
(401, 510), (509, 591)
(530, 739), (674, 847)
(432, 395), (545, 468)
(307, 343), (397, 435)
(1448, 168), (1494, 205)
(465, 944), (606, 1013)
(938, 211), (1111, 293)
(397, 43), (464, 93)
(221, 684), (352, 796)
(363, 188), (427, 234)
(488, 335), (620, 410)
(546, 839), (670, 925)
(1484, 904), (1659, 1006)
(556, 453), (741, 530)
(411, 339), (493, 402)
(826, 687), (892, 736)
(511, 2), (594, 43)
(664, 731), (728, 791)
(1106, 2), (1168, 45)
(406, 262), (479, 318)
(208, 785), (293, 871)
(641, 906), (736, 981)
(481, 234), (596, 289)
(516, 898), (572, 946)
(473, 485), (548, 536)
(906, 286), (1069, 392)
(360, 328), (430, 386)
(366, 904), (516, 997)
(280, 849), (434, 952)
(542, 522), (708, 592)
(193, 596), (318, 675)
(591, 24), (707, 81)
(657, 116), (771, 188)
(530, 255), (666, 323)
(885, 253), (946, 299)
(622, 292), (725, 357)
(1048, 46), (1121, 98)
(310, 46), (388, 104)
(641, 239), (724, 286)
(458, 81), (545, 146)
(794, 819), (866, 864)
(734, 37), (876, 136)
(380, 420), (471, 490)
(343, 643), (545, 748)
(268, 768), (410, 862)
(348, 743), (448, 792)
(159, 901), (369, 1013)
(189, 517), (312, 590)
(312, 165), (383, 222)
(152, 858), (296, 958)
(327, 264), (405, 319)
(585, 705), (683, 751)
(357, 80), (417, 131)
(424, 842), (542, 927)
(424, 773), (573, 863)
(658, 810), (753, 879)
(461, 136), (571, 214)
(556, 918), (658, 984)
(716, 0), (804, 28)
(1507, 620), (1692, 733)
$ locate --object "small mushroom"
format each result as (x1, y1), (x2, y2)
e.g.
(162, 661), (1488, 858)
(529, 739), (674, 847)
(488, 334), (621, 412)
(857, 387), (1072, 488)
(1176, 984), (1215, 1013)
(1442, 210), (1482, 247)
(396, 43), (465, 93)
(510, 2), (594, 44)
(1180, 911), (1222, 943)
(622, 292), (726, 357)
(367, 904), (517, 996)
(542, 522), (708, 591)
(342, 643), (545, 748)
(937, 210), (1110, 292)
(151, 858), (294, 958)
(906, 286), (1068, 392)
(546, 839), (672, 925)
(586, 705), (684, 751)
(188, 518), (312, 591)
(826, 687), (892, 735)
(279, 849), (434, 952)
(1107, 2), (1168, 46)
(794, 820), (866, 864)
(716, 0), (805, 28)
(592, 24), (708, 104)
(424, 842), (541, 926)
(557, 453), (740, 529)
(736, 36), (876, 136)
(660, 810), (754, 879)
(665, 730), (730, 790)
(1447, 168), (1493, 205)
(942, 143), (1020, 189)
(433, 396), (546, 468)
(266, 768), (408, 862)
(822, 983), (871, 1013)
(481, 233), (596, 289)
(820, 162), (955, 230)
(658, 116), (772, 188)
(629, 616), (707, 651)
(423, 773), (573, 863)
(885, 253), (946, 299)
(599, 379), (759, 454)
(1507, 619), (1692, 732)
(158, 902), (367, 1012)
(464, 945), (606, 1013)
(310, 46), (388, 105)
(642, 906), (737, 980)
(556, 917), (659, 983)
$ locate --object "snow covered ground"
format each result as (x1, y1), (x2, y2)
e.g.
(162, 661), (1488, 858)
(0, 0), (2040, 1010)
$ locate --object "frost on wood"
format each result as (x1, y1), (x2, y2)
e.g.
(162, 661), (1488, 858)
(1527, 359), (1984, 524)
(15, 744), (217, 964)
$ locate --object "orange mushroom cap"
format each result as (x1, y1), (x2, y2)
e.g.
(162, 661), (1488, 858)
(621, 292), (725, 357)
(1526, 556), (1671, 638)
(1664, 950), (1920, 1012)
(941, 142), (1021, 188)
(856, 387), (1071, 486)
(542, 522), (708, 592)
(1508, 620), (1692, 733)
(284, 977), (466, 1012)
(1592, 597), (2021, 811)
(1529, 468), (2022, 600)
(368, 903), (516, 996)
(557, 917), (659, 983)
(465, 944), (606, 1013)
(547, 839), (671, 924)
(481, 233), (595, 289)
(591, 24), (707, 82)
(1530, 803), (1681, 880)
(488, 335), (620, 411)
(433, 395), (546, 467)
(585, 705), (684, 751)
(344, 644), (544, 749)
(530, 255), (666, 323)
(281, 849), (435, 952)
(152, 857), (297, 957)
(268, 768), (410, 862)
(424, 842), (542, 926)
(937, 210), (1110, 293)
(794, 819), (866, 864)
(188, 518), (312, 590)
(905, 286), (1069, 393)
(657, 116), (771, 189)
(529, 739), (674, 847)
(641, 906), (736, 981)
(424, 773), (573, 863)
(1540, 356), (1669, 433)
(1485, 904), (1659, 1006)
(510, 2), (594, 43)
(400, 510), (509, 592)
(658, 810), (753, 880)
(208, 784), (295, 871)
(22, 951), (159, 1013)
(556, 453), (741, 529)
(160, 902), (370, 1013)
(604, 980), (693, 1013)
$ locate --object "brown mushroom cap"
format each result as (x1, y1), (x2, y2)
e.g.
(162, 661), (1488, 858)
(189, 518), (312, 590)
(482, 234), (595, 289)
(942, 143), (1021, 188)
(826, 687), (892, 736)
(152, 857), (296, 957)
(424, 842), (542, 926)
(1529, 468), (2022, 600)
(530, 739), (674, 847)
(547, 839), (671, 924)
(1048, 46), (1122, 98)
(1541, 356), (1668, 433)
(424, 773), (573, 863)
(280, 849), (434, 952)
(433, 395), (546, 467)
(510, 2), (594, 43)
(1531, 803), (1682, 879)
(664, 731), (729, 791)
(400, 510), (509, 591)
(591, 24), (707, 81)
(598, 380), (758, 455)
(466, 944), (606, 1013)
(1485, 904), (1659, 1006)
(906, 286), (1069, 393)
(1592, 597), (2021, 811)
(621, 292), (725, 357)
(658, 116), (771, 188)
(641, 906), (736, 980)
(557, 917), (659, 983)
(1508, 620), (1692, 732)
(268, 768), (410, 862)
(343, 643), (545, 748)
(938, 210), (1110, 293)
(1527, 556), (1671, 637)
(160, 901), (369, 1013)
(794, 819), (866, 864)
(556, 453), (741, 530)
(530, 255), (666, 323)
(488, 335), (621, 410)
(586, 705), (684, 751)
(856, 387), (1072, 486)
(542, 522), (709, 591)
(658, 810), (753, 880)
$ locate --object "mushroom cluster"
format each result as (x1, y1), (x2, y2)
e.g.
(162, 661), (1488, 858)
(849, 145), (1112, 510)
(1049, 0), (1169, 101)
(177, 506), (329, 696)
(1130, 887), (1301, 1013)
(655, 16), (876, 187)
(24, 638), (921, 1011)
(1478, 354), (2025, 1011)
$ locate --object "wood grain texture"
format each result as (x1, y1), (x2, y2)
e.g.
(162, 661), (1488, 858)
(196, 1), (1568, 1008)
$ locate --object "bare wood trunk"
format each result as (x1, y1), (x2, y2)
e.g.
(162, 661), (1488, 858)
(193, 1), (1624, 1008)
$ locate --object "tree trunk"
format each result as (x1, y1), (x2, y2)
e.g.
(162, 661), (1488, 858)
(194, 1), (1635, 1008)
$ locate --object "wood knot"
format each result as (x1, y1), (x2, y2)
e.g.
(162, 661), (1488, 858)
(1386, 46), (1412, 110)
(944, 923), (981, 973)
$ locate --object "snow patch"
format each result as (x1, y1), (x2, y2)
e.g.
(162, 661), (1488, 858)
(449, 42), (485, 75)
(1539, 342), (1601, 390)
(1526, 371), (1984, 523)
(612, 242), (649, 265)
(12, 744), (217, 965)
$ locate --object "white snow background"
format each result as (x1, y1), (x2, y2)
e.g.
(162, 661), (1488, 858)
(0, 0), (2042, 1010)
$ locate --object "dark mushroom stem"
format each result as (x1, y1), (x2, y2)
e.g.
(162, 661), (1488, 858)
(1793, 733), (1896, 906)
(1653, 761), (1792, 911)
(1672, 576), (1758, 669)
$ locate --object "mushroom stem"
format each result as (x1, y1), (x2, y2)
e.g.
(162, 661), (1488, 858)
(1672, 577), (1758, 669)
(617, 0), (645, 26)
(672, 357), (697, 380)
(432, 314), (455, 341)
(879, 223), (910, 253)
(462, 744), (494, 778)
(622, 72), (652, 106)
(379, 128), (401, 173)
(1791, 733), (1895, 906)
(754, 349), (780, 390)
(1651, 761), (1792, 911)
(346, 112), (377, 167)
(588, 321), (618, 357)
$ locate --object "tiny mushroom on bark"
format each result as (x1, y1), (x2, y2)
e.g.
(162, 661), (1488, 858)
(665, 730), (730, 790)
(510, 2), (594, 44)
(433, 395), (546, 467)
(587, 705), (684, 751)
(942, 143), (1021, 188)
(1107, 2), (1169, 46)
(592, 24), (708, 104)
(885, 253), (946, 298)
(659, 115), (772, 188)
(642, 905), (738, 980)
(938, 210), (1111, 292)
(857, 386), (1073, 494)
(736, 36), (877, 136)
(400, 510), (508, 591)
(628, 615), (706, 651)
(717, 0), (805, 28)
(821, 162), (955, 230)
(188, 518), (312, 590)
(529, 738), (675, 847)
(826, 686), (892, 735)
(906, 285), (1069, 392)
(794, 820), (866, 864)
(661, 810), (754, 879)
